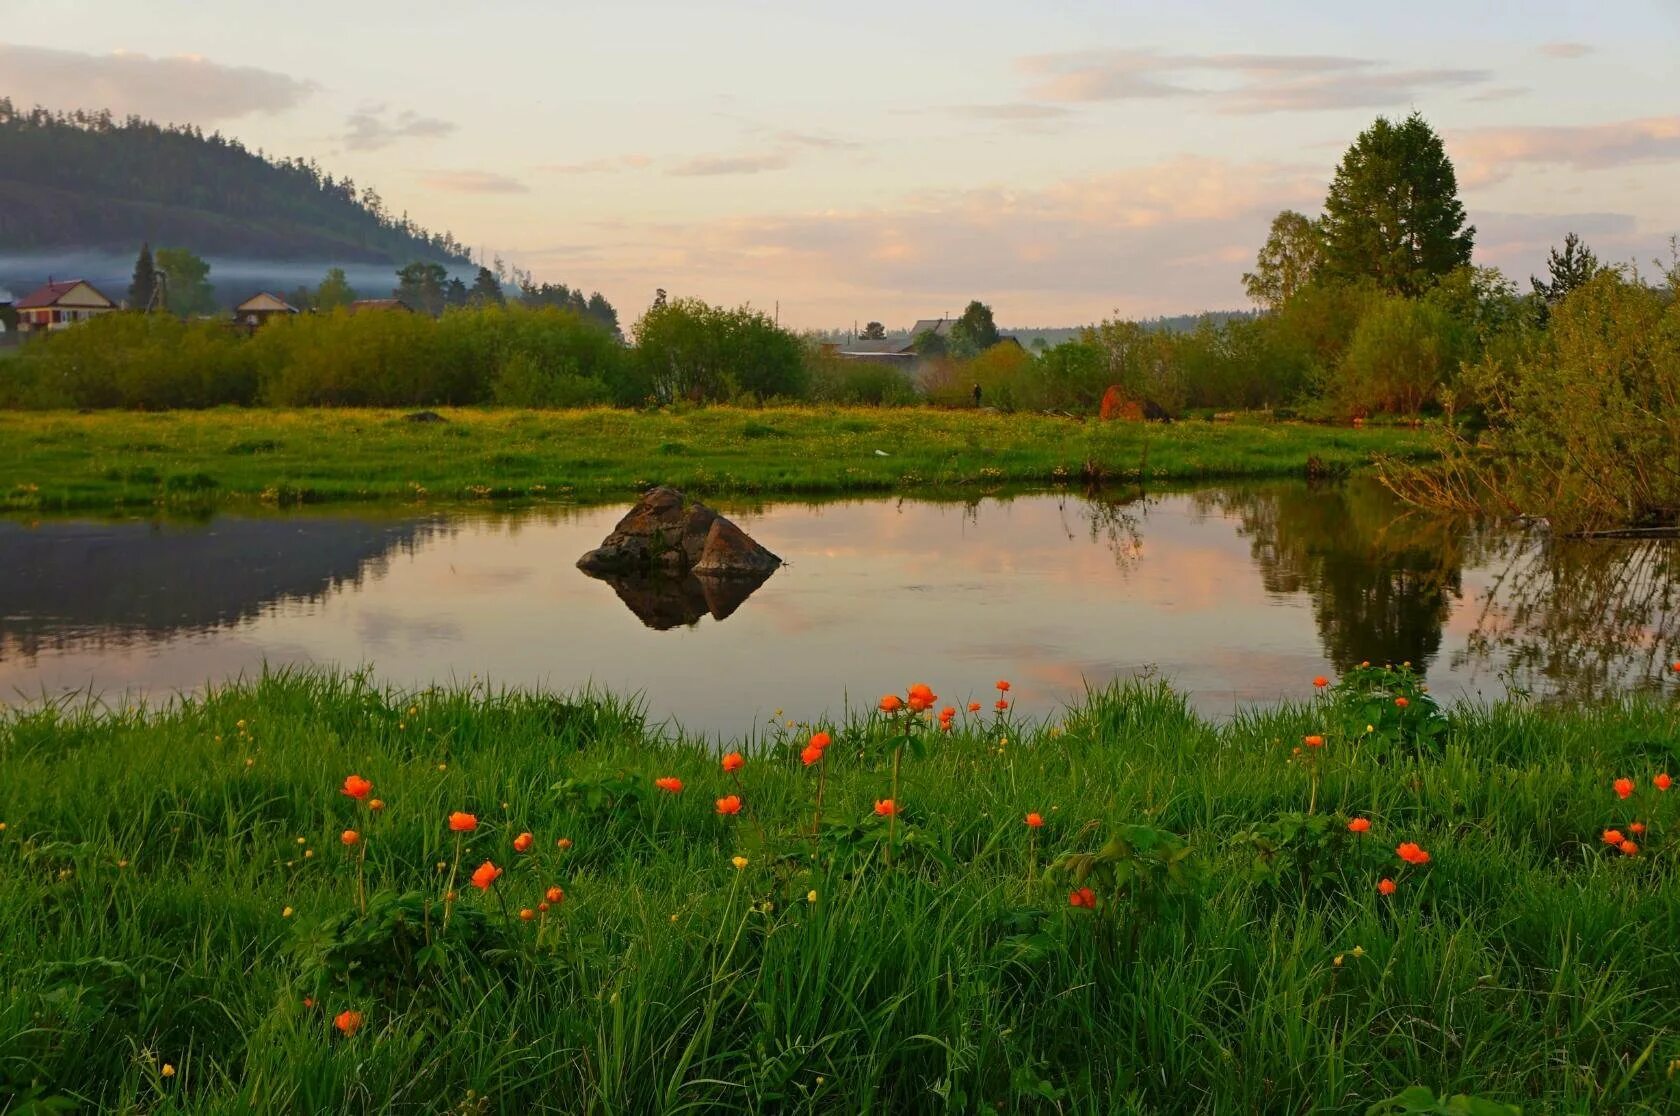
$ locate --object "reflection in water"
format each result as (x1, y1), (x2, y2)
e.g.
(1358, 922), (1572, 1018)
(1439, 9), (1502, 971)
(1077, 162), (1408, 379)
(585, 569), (775, 630)
(0, 483), (1674, 733)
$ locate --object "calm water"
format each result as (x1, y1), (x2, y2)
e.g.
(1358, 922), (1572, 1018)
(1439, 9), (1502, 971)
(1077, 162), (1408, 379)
(2, 480), (1676, 736)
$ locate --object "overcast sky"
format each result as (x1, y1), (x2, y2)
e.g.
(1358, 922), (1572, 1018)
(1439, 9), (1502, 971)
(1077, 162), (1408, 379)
(4, 0), (1677, 328)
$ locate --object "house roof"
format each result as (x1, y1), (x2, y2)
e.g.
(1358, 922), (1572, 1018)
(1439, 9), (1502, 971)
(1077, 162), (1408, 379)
(16, 279), (116, 310)
(908, 318), (955, 339)
(840, 337), (915, 355)
(235, 292), (299, 314)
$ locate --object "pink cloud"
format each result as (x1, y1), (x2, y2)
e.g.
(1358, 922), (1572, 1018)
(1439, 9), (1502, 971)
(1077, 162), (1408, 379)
(1452, 116), (1680, 186)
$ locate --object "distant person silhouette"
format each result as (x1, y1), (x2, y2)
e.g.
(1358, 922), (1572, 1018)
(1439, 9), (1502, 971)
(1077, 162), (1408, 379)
(972, 383), (983, 407)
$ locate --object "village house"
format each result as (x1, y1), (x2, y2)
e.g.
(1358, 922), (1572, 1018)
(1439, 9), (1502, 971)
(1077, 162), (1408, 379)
(834, 318), (1024, 364)
(233, 292), (300, 330)
(13, 279), (118, 333)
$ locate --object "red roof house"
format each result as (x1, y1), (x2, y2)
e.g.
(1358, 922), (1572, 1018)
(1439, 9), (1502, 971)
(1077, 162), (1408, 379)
(15, 279), (118, 332)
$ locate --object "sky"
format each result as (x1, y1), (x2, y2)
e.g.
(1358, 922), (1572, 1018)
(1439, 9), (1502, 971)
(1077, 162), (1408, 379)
(3, 0), (1678, 329)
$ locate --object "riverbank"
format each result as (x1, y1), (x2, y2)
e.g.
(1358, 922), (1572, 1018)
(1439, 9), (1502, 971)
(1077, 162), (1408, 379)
(0, 407), (1436, 512)
(2, 667), (1675, 1111)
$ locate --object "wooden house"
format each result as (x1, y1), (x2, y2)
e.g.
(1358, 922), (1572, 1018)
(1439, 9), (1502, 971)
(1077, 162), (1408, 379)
(14, 279), (117, 332)
(234, 292), (300, 330)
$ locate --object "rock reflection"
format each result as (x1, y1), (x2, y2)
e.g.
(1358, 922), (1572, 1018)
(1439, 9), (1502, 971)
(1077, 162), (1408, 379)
(583, 569), (775, 630)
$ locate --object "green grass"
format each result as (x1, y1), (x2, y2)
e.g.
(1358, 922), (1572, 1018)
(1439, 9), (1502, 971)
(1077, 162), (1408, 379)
(2, 666), (1676, 1112)
(0, 407), (1437, 513)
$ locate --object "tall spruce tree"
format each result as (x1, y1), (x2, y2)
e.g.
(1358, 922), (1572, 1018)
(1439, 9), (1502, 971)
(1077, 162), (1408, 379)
(1320, 113), (1474, 296)
(128, 242), (157, 311)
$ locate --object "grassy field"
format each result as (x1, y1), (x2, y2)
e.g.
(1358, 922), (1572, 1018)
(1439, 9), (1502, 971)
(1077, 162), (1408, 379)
(2, 665), (1676, 1113)
(0, 407), (1437, 513)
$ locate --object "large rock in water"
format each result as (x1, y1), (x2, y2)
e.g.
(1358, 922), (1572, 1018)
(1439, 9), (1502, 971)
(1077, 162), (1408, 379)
(577, 487), (781, 579)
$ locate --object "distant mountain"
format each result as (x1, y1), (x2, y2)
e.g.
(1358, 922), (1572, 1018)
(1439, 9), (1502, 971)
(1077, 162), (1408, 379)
(0, 100), (469, 266)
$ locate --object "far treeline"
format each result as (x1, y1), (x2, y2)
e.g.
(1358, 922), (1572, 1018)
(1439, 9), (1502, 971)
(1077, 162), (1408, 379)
(5, 113), (1676, 528)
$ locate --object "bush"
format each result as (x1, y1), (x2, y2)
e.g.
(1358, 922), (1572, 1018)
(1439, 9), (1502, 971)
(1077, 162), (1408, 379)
(0, 313), (255, 409)
(631, 298), (806, 403)
(1333, 294), (1467, 416)
(805, 352), (918, 406)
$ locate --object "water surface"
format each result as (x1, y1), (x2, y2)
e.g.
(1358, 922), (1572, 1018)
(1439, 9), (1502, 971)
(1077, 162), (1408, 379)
(3, 481), (1675, 735)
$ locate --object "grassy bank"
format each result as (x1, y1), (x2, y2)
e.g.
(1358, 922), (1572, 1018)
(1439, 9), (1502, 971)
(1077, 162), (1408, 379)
(0, 407), (1436, 513)
(2, 667), (1677, 1112)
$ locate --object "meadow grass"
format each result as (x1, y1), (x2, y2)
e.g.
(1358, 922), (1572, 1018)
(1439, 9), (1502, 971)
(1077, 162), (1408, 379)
(0, 407), (1437, 513)
(1, 666), (1676, 1113)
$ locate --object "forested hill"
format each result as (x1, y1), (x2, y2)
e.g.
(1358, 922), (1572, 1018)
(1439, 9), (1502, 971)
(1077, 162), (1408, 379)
(0, 100), (470, 265)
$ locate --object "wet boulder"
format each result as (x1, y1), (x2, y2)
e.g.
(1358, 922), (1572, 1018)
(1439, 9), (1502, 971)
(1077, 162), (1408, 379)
(577, 486), (780, 578)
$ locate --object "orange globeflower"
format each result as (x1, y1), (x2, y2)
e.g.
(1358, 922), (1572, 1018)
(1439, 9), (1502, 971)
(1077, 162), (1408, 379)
(513, 832), (534, 854)
(448, 811), (478, 833)
(801, 744), (824, 766)
(968, 701), (982, 713)
(1068, 886), (1096, 909)
(874, 799), (897, 817)
(809, 731), (832, 751)
(1614, 777), (1635, 799)
(995, 699), (1010, 712)
(1619, 839), (1639, 857)
(341, 774), (373, 800)
(341, 829), (360, 846)
(334, 1010), (364, 1036)
(1630, 821), (1646, 835)
(557, 837), (573, 850)
(1304, 734), (1325, 748)
(1396, 842), (1430, 866)
(1313, 676), (1329, 688)
(545, 885), (564, 904)
(519, 908), (535, 922)
(908, 683), (936, 708)
(1394, 696), (1410, 709)
(1347, 817), (1371, 834)
(1377, 878), (1397, 896)
(1025, 812), (1044, 828)
(880, 694), (904, 714)
(1655, 773), (1673, 792)
(654, 777), (683, 793)
(996, 680), (1011, 693)
(940, 707), (956, 721)
(368, 799), (385, 812)
(1602, 828), (1625, 845)
(716, 795), (743, 816)
(721, 752), (745, 774)
(469, 860), (503, 890)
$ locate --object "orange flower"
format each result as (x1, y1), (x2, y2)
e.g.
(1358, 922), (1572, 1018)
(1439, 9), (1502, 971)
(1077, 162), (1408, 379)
(1377, 878), (1397, 896)
(967, 701), (982, 713)
(513, 832), (534, 853)
(368, 799), (385, 812)
(1394, 696), (1409, 708)
(557, 837), (573, 850)
(801, 744), (824, 766)
(1396, 842), (1430, 866)
(809, 731), (832, 751)
(996, 680), (1011, 692)
(537, 901), (550, 913)
(908, 696), (931, 713)
(716, 794), (743, 815)
(1025, 812), (1044, 828)
(721, 752), (745, 774)
(995, 699), (1010, 712)
(1619, 839), (1639, 856)
(939, 706), (956, 721)
(1656, 773), (1673, 792)
(469, 860), (502, 890)
(874, 799), (897, 817)
(519, 908), (535, 921)
(334, 1010), (364, 1036)
(1304, 734), (1325, 748)
(879, 694), (903, 713)
(341, 829), (360, 846)
(1068, 886), (1096, 909)
(1614, 777), (1635, 799)
(655, 776), (683, 793)
(908, 682), (935, 702)
(1312, 676), (1329, 688)
(545, 885), (564, 904)
(1630, 821), (1646, 835)
(1601, 828), (1624, 846)
(448, 811), (478, 833)
(1347, 817), (1370, 834)
(341, 774), (373, 800)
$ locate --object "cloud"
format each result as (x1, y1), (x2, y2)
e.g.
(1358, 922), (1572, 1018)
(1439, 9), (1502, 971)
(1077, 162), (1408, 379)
(537, 155), (653, 174)
(1452, 116), (1680, 186)
(770, 129), (860, 150)
(1018, 49), (1491, 113)
(950, 103), (1074, 124)
(342, 105), (456, 151)
(666, 151), (792, 176)
(418, 171), (529, 194)
(1473, 211), (1648, 275)
(0, 42), (315, 122)
(1538, 42), (1593, 59)
(1465, 86), (1530, 103)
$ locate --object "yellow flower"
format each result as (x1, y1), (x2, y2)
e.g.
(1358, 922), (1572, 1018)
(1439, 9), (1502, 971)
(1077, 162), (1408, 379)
(731, 855), (749, 870)
(281, 906), (294, 918)
(437, 763), (448, 772)
(807, 890), (818, 904)
(304, 849), (314, 859)
(295, 837), (306, 845)
(669, 913), (679, 923)
(1332, 954), (1343, 968)
(1351, 945), (1365, 957)
(161, 1063), (176, 1078)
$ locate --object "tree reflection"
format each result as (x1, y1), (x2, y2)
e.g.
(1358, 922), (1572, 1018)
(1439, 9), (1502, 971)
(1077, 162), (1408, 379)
(1191, 479), (1467, 672)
